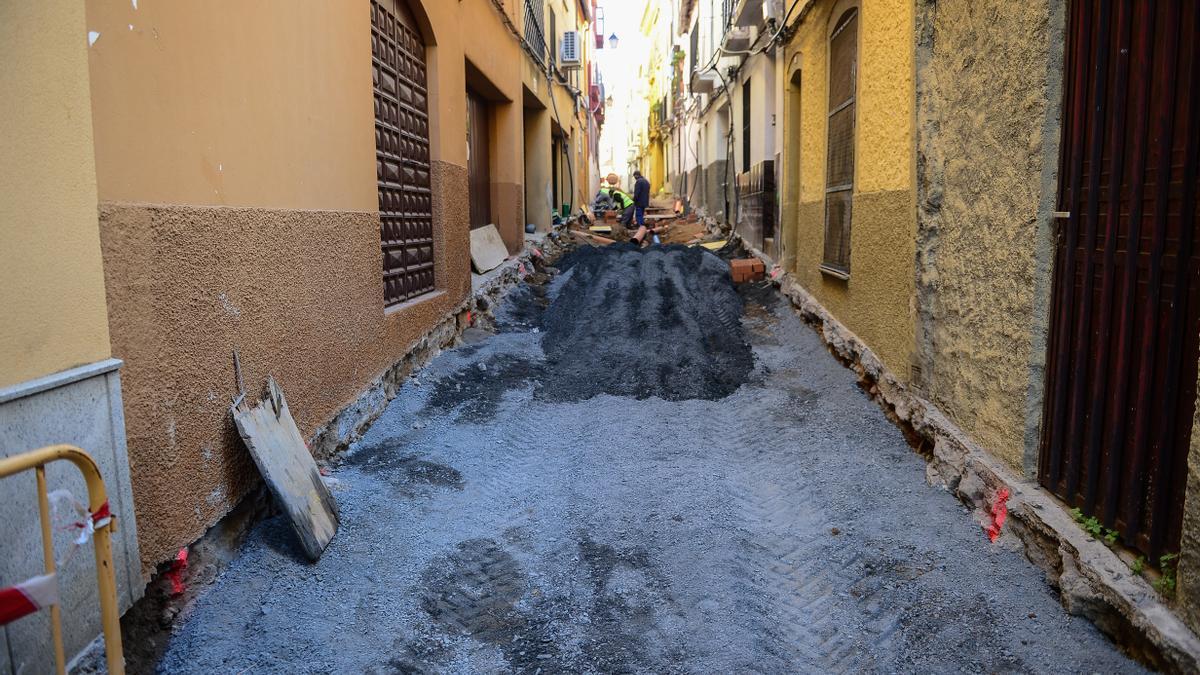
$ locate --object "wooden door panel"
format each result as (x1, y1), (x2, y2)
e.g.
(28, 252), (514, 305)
(373, 0), (435, 305)
(1041, 0), (1199, 559)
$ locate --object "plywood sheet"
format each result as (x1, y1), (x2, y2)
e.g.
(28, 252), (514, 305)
(232, 377), (338, 560)
(470, 224), (508, 273)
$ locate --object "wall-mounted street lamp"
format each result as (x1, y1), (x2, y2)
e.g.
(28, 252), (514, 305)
(608, 33), (619, 49)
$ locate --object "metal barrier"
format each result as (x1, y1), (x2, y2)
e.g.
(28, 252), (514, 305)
(0, 445), (124, 675)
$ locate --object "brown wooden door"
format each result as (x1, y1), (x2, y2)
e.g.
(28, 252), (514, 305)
(467, 91), (492, 230)
(1041, 0), (1200, 559)
(372, 0), (435, 305)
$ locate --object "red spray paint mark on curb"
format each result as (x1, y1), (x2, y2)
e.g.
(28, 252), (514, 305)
(165, 548), (188, 596)
(985, 488), (1010, 542)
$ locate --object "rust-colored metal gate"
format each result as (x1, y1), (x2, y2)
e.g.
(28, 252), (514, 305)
(372, 0), (435, 306)
(1041, 0), (1200, 559)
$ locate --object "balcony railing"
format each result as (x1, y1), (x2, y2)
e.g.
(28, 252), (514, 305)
(523, 0), (547, 66)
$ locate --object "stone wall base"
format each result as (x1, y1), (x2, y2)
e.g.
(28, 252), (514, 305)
(738, 235), (1200, 673)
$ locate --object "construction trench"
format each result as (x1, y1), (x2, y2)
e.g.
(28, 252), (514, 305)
(147, 239), (1146, 673)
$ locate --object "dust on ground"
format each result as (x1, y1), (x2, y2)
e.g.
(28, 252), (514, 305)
(157, 245), (1144, 674)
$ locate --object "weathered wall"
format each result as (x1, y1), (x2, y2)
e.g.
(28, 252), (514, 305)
(779, 0), (917, 376)
(87, 0), (480, 570)
(913, 0), (1063, 472)
(99, 168), (469, 569)
(701, 160), (729, 222)
(0, 0), (111, 388)
(1180, 371), (1200, 638)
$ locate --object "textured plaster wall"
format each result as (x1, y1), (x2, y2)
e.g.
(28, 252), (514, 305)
(778, 0), (917, 376)
(99, 161), (469, 571)
(1180, 372), (1200, 637)
(913, 0), (1062, 472)
(701, 160), (730, 222)
(0, 0), (111, 387)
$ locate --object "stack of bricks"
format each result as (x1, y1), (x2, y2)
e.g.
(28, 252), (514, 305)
(729, 258), (765, 283)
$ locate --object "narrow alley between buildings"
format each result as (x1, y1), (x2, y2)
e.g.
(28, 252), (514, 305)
(152, 243), (1141, 673)
(5, 0), (1200, 672)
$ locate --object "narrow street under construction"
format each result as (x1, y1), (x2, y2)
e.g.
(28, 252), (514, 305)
(5, 0), (1200, 672)
(151, 242), (1142, 673)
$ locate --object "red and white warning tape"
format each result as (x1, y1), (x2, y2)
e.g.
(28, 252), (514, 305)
(0, 574), (59, 625)
(0, 492), (111, 626)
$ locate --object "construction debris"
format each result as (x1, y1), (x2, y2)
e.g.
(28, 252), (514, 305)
(469, 224), (509, 273)
(730, 258), (766, 284)
(232, 377), (339, 561)
(541, 244), (753, 401)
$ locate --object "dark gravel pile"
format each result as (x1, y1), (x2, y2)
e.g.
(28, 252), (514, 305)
(540, 244), (753, 401)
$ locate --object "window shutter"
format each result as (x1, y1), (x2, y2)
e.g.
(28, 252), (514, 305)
(822, 9), (858, 276)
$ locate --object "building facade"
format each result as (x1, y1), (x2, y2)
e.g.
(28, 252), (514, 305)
(668, 0), (1200, 642)
(2, 0), (599, 666)
(1, 2), (142, 670)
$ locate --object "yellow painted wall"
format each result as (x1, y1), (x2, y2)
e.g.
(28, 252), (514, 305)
(780, 0), (917, 376)
(0, 0), (112, 388)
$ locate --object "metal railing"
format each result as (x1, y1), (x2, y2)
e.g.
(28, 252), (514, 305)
(523, 0), (547, 66)
(0, 445), (125, 675)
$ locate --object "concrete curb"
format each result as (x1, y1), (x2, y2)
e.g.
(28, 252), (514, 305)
(733, 235), (1200, 673)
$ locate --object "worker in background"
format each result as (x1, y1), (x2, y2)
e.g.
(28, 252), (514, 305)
(629, 170), (659, 247)
(611, 184), (636, 227)
(632, 170), (651, 226)
(592, 179), (614, 212)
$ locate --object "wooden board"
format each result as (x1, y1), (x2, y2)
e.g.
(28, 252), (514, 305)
(232, 377), (338, 560)
(700, 240), (728, 251)
(470, 224), (508, 273)
(589, 225), (613, 234)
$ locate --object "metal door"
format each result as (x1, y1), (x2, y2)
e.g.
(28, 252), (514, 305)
(372, 0), (435, 306)
(467, 91), (492, 230)
(1041, 0), (1200, 559)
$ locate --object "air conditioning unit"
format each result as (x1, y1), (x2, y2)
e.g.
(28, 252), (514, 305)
(763, 0), (784, 22)
(560, 30), (582, 66)
(724, 26), (753, 51)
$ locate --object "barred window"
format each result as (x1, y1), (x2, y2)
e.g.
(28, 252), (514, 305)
(822, 8), (857, 277)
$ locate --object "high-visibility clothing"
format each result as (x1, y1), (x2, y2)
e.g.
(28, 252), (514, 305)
(610, 189), (634, 209)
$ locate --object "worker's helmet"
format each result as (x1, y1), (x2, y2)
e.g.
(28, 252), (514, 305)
(606, 173), (620, 186)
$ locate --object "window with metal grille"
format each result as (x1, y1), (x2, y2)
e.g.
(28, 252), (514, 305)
(372, 0), (435, 306)
(689, 22), (699, 81)
(549, 8), (558, 70)
(822, 8), (857, 277)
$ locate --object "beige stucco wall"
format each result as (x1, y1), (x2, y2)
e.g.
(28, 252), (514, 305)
(913, 0), (1061, 472)
(86, 0), (512, 570)
(779, 0), (917, 376)
(0, 0), (111, 388)
(85, 0), (376, 211)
